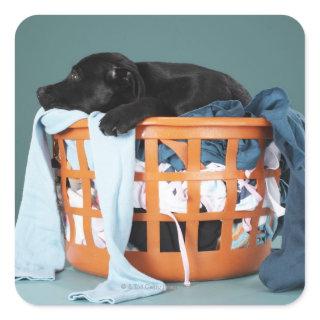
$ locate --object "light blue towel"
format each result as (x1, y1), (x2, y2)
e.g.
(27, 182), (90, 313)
(16, 108), (166, 303)
(15, 108), (87, 280)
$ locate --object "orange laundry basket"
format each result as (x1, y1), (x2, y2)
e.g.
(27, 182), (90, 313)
(53, 117), (280, 281)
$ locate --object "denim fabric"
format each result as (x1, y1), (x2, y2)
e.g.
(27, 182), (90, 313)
(250, 89), (305, 292)
(136, 100), (260, 170)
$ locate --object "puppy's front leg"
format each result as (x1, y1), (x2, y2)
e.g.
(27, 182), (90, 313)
(99, 97), (168, 136)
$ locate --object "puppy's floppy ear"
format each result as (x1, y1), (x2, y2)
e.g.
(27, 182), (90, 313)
(128, 66), (145, 99)
(108, 67), (132, 83)
(107, 66), (145, 99)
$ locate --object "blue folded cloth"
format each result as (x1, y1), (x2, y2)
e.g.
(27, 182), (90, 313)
(16, 108), (166, 303)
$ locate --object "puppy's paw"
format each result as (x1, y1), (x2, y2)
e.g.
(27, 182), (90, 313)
(99, 108), (136, 136)
(99, 111), (119, 136)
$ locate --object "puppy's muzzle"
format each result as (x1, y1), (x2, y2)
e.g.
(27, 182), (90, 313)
(37, 86), (56, 110)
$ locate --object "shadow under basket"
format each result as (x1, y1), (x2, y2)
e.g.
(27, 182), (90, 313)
(53, 117), (280, 282)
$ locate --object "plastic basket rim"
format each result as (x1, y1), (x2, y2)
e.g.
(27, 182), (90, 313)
(68, 117), (271, 129)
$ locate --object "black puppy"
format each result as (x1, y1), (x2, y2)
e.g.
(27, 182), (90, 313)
(37, 52), (251, 252)
(37, 52), (251, 136)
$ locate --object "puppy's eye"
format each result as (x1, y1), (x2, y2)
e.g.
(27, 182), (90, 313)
(70, 72), (80, 81)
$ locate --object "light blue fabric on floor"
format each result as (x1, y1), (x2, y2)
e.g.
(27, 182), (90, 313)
(15, 108), (87, 280)
(16, 108), (166, 303)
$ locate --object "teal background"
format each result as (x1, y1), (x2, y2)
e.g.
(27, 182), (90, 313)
(16, 15), (304, 217)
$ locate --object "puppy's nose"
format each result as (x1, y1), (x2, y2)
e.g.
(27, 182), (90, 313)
(37, 87), (46, 99)
(37, 86), (55, 109)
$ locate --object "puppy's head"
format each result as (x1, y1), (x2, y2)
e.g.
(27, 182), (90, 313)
(37, 52), (145, 113)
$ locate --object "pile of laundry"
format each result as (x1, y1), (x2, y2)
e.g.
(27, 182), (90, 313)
(61, 141), (284, 251)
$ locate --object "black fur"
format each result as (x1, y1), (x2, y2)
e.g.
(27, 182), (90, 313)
(37, 52), (251, 136)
